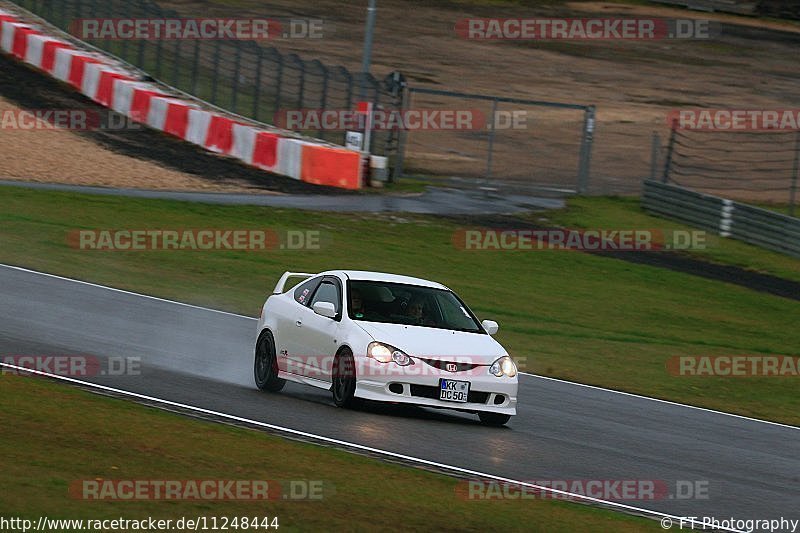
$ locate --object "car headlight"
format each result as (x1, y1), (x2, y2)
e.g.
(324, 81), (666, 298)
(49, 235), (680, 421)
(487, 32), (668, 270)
(489, 356), (517, 378)
(367, 342), (413, 366)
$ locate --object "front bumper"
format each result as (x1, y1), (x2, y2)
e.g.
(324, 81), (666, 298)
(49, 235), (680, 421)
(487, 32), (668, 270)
(354, 357), (518, 415)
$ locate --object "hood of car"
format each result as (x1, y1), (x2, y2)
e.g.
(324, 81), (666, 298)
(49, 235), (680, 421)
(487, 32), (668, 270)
(355, 320), (506, 364)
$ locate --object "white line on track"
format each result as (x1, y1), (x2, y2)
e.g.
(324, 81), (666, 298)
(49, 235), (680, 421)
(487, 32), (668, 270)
(2, 262), (797, 432)
(0, 362), (740, 532)
(519, 374), (798, 431)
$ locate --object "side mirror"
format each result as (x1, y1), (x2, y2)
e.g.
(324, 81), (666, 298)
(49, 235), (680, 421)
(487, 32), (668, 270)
(313, 301), (337, 319)
(482, 320), (499, 335)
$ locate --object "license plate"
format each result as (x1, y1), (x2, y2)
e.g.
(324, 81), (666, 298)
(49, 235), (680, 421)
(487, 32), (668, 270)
(439, 379), (470, 403)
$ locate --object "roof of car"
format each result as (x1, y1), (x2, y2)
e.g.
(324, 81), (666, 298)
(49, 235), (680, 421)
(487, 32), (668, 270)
(321, 270), (449, 290)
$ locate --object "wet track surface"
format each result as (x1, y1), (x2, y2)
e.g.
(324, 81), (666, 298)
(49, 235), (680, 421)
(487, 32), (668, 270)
(1, 264), (798, 524)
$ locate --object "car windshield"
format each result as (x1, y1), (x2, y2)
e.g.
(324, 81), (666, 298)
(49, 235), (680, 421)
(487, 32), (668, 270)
(347, 280), (483, 333)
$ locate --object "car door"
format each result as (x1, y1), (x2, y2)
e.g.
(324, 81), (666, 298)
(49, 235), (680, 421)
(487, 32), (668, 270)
(278, 276), (322, 377)
(296, 276), (344, 382)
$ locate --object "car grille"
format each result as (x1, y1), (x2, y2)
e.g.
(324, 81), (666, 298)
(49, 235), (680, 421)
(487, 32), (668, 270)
(417, 358), (481, 373)
(409, 384), (490, 404)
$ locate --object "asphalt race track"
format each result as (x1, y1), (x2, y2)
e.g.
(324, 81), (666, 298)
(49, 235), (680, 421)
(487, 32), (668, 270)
(1, 264), (797, 525)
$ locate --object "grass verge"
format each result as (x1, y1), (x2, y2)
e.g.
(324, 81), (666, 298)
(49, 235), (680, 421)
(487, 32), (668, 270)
(0, 186), (798, 425)
(0, 374), (657, 531)
(540, 196), (800, 283)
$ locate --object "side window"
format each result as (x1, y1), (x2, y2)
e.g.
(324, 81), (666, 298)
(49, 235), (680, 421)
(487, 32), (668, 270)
(310, 281), (341, 315)
(293, 277), (321, 306)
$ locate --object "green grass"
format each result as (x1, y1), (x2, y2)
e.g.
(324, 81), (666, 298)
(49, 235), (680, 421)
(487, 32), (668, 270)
(0, 375), (657, 531)
(753, 202), (797, 217)
(538, 196), (800, 283)
(0, 186), (798, 425)
(374, 175), (430, 194)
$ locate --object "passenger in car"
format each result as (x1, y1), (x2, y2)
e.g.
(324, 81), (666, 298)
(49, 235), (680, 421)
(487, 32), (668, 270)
(350, 288), (366, 319)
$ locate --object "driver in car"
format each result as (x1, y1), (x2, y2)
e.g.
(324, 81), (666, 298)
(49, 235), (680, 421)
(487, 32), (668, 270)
(406, 297), (434, 326)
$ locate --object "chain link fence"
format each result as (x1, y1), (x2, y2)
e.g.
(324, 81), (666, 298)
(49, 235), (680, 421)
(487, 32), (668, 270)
(11, 0), (601, 192)
(660, 127), (800, 211)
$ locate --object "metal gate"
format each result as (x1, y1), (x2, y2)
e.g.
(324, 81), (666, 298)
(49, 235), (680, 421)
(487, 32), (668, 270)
(395, 87), (595, 193)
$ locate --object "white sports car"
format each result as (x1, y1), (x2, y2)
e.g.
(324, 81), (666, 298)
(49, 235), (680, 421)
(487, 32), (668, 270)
(254, 270), (518, 425)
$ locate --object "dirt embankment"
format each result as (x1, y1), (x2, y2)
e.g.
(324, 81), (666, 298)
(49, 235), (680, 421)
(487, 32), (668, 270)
(0, 55), (346, 194)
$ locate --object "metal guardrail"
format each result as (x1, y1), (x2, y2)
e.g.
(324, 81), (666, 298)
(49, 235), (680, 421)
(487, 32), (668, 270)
(642, 180), (800, 258)
(754, 1), (800, 19)
(652, 0), (800, 19)
(649, 0), (757, 15)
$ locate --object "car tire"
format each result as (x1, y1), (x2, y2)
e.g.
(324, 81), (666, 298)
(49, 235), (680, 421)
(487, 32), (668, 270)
(254, 330), (285, 392)
(478, 412), (511, 426)
(331, 348), (358, 408)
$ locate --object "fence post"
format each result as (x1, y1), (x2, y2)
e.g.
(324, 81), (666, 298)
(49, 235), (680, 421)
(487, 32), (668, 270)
(392, 85), (411, 181)
(576, 105), (595, 194)
(136, 26), (146, 71)
(118, 1), (129, 62)
(252, 48), (263, 122)
(154, 33), (163, 79)
(58, 0), (66, 30)
(44, 1), (53, 25)
(210, 40), (221, 104)
(190, 40), (200, 96)
(662, 120), (677, 184)
(359, 0), (377, 100)
(368, 75), (380, 154)
(298, 61), (306, 109)
(650, 131), (661, 182)
(274, 52), (284, 120)
(485, 98), (498, 184)
(231, 45), (242, 113)
(343, 68), (353, 113)
(171, 39), (181, 87)
(790, 130), (799, 217)
(74, 0), (82, 31)
(382, 71), (405, 178)
(319, 62), (329, 140)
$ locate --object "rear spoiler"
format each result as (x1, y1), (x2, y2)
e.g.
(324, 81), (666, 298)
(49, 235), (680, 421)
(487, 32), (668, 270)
(273, 271), (315, 295)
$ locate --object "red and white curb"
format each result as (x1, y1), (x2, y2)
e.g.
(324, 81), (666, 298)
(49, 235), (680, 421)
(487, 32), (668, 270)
(0, 7), (363, 189)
